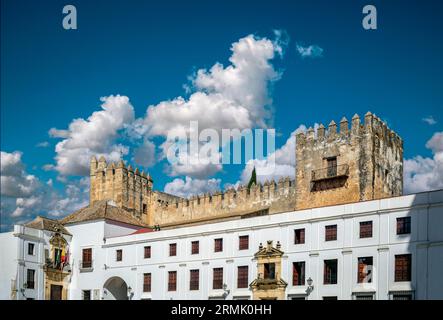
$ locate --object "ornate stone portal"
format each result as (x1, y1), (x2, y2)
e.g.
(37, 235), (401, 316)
(250, 241), (287, 300)
(44, 233), (71, 300)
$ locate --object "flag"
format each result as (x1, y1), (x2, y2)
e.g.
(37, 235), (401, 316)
(248, 166), (257, 189)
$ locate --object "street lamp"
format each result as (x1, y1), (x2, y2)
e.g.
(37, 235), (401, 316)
(306, 277), (314, 295)
(127, 286), (133, 300)
(222, 283), (230, 299)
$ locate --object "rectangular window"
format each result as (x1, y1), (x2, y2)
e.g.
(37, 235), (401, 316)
(190, 269), (200, 291)
(294, 229), (305, 244)
(323, 296), (338, 300)
(355, 294), (373, 300)
(143, 273), (151, 292)
(325, 225), (337, 241)
(357, 257), (373, 283)
(359, 221), (373, 238)
(396, 217), (411, 235)
(213, 268), (223, 289)
(293, 261), (306, 286)
(26, 269), (35, 289)
(144, 246), (151, 259)
(237, 266), (249, 288)
(169, 243), (177, 256)
(82, 290), (91, 300)
(324, 259), (338, 284)
(82, 248), (92, 268)
(116, 249), (122, 262)
(142, 204), (147, 214)
(395, 254), (412, 282)
(191, 241), (199, 255)
(168, 271), (177, 291)
(28, 243), (35, 255)
(214, 238), (223, 252)
(327, 157), (337, 177)
(239, 235), (249, 250)
(263, 263), (276, 280)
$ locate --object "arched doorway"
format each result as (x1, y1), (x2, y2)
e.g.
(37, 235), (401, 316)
(103, 276), (128, 300)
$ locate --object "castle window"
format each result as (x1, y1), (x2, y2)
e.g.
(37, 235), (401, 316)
(395, 254), (411, 282)
(358, 257), (373, 283)
(239, 235), (249, 250)
(293, 261), (305, 286)
(168, 271), (177, 291)
(237, 266), (249, 288)
(263, 263), (275, 280)
(143, 204), (147, 214)
(190, 269), (199, 291)
(209, 195), (212, 203)
(144, 246), (151, 259)
(359, 221), (373, 238)
(396, 217), (411, 235)
(294, 228), (305, 244)
(28, 243), (35, 255)
(176, 202), (179, 208)
(324, 259), (338, 284)
(197, 197), (200, 205)
(191, 241), (199, 255)
(143, 273), (151, 292)
(326, 157), (337, 177)
(116, 249), (122, 262)
(214, 238), (223, 252)
(213, 268), (223, 289)
(325, 225), (337, 241)
(169, 243), (177, 256)
(26, 269), (35, 289)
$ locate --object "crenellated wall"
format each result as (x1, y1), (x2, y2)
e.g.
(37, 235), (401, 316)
(295, 112), (403, 210)
(89, 156), (153, 220)
(150, 178), (296, 226)
(87, 111), (403, 227)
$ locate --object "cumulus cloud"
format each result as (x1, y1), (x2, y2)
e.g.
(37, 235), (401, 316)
(131, 33), (285, 178)
(422, 116), (437, 126)
(239, 124), (316, 185)
(296, 43), (324, 58)
(1, 151), (41, 198)
(164, 176), (221, 198)
(1, 151), (89, 226)
(133, 139), (156, 168)
(50, 95), (135, 176)
(404, 131), (443, 194)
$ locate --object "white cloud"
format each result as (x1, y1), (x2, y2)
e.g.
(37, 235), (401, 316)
(296, 43), (324, 58)
(36, 141), (50, 148)
(422, 116), (437, 125)
(239, 124), (315, 185)
(404, 131), (443, 194)
(131, 33), (285, 179)
(51, 95), (135, 176)
(164, 176), (221, 198)
(1, 151), (41, 198)
(1, 150), (89, 222)
(133, 139), (156, 168)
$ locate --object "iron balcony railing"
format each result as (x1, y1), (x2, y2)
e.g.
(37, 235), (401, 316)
(311, 164), (349, 182)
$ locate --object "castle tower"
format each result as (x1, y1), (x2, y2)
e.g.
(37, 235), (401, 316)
(295, 112), (403, 210)
(89, 156), (153, 223)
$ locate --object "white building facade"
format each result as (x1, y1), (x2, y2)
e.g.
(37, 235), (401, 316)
(3, 190), (441, 300)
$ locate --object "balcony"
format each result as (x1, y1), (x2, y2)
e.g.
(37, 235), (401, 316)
(44, 258), (71, 273)
(311, 164), (349, 182)
(79, 260), (94, 273)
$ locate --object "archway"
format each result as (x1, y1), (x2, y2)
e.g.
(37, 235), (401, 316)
(103, 276), (128, 300)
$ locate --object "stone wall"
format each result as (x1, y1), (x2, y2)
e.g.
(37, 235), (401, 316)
(295, 112), (403, 210)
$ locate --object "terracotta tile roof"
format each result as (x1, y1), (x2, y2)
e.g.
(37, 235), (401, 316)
(60, 200), (147, 227)
(25, 216), (72, 236)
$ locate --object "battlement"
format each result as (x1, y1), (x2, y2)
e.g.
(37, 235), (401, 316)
(89, 156), (153, 218)
(296, 112), (402, 148)
(151, 178), (296, 226)
(295, 111), (403, 210)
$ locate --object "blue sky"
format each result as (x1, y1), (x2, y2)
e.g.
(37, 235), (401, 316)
(1, 0), (442, 231)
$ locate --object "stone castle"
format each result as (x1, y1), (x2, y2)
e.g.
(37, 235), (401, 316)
(88, 112), (403, 228)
